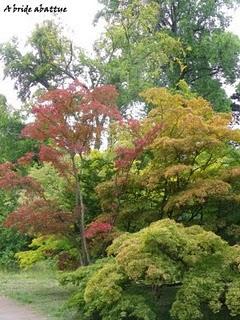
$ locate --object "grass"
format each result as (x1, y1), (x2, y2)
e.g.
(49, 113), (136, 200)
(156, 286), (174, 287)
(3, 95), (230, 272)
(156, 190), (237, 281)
(0, 262), (78, 319)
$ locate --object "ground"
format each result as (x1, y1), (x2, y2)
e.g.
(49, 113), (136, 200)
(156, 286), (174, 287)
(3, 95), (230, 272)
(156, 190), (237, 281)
(0, 264), (77, 320)
(0, 296), (47, 320)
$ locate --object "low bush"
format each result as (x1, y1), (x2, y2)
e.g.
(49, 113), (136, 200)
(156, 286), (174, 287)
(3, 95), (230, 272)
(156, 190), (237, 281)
(60, 219), (240, 320)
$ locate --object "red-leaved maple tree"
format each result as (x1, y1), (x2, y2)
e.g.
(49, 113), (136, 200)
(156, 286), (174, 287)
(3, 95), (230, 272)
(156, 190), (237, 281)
(2, 81), (120, 265)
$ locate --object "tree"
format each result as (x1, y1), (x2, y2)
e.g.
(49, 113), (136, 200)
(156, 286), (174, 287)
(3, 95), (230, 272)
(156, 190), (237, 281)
(60, 219), (240, 320)
(0, 95), (36, 162)
(97, 88), (240, 238)
(80, 150), (115, 222)
(2, 81), (120, 266)
(96, 0), (240, 111)
(0, 20), (82, 101)
(0, 96), (36, 268)
(93, 0), (184, 112)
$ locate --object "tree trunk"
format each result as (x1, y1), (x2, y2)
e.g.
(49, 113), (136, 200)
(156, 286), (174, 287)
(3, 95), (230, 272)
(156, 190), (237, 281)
(94, 115), (107, 150)
(71, 155), (90, 266)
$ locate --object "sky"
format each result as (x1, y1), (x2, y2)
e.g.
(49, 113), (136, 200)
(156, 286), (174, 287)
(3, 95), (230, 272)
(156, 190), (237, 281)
(0, 0), (240, 107)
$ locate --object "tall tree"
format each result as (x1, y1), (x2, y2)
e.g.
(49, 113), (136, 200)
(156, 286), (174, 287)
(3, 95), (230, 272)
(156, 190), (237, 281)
(0, 21), (119, 149)
(93, 0), (184, 112)
(0, 20), (82, 101)
(2, 81), (120, 266)
(96, 0), (240, 111)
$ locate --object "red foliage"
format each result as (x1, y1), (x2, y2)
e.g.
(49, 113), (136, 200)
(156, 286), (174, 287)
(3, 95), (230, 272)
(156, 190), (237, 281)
(22, 81), (121, 156)
(0, 159), (70, 235)
(85, 221), (113, 239)
(115, 122), (163, 169)
(4, 199), (75, 235)
(0, 162), (14, 174)
(1, 81), (121, 243)
(39, 145), (70, 174)
(0, 162), (42, 194)
(17, 152), (35, 166)
(57, 251), (79, 270)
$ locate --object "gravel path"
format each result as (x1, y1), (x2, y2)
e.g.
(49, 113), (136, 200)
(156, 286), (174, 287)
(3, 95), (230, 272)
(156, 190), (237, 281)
(0, 296), (47, 320)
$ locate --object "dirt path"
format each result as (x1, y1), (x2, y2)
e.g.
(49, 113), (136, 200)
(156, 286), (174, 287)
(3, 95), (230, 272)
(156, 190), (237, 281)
(0, 296), (47, 320)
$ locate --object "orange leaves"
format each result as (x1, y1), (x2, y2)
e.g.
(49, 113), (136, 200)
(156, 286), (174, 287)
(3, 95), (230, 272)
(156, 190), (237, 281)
(140, 87), (184, 113)
(221, 168), (240, 183)
(164, 179), (231, 213)
(99, 88), (240, 225)
(91, 85), (119, 108)
(164, 164), (192, 179)
(139, 88), (240, 162)
(115, 122), (163, 169)
(121, 88), (227, 166)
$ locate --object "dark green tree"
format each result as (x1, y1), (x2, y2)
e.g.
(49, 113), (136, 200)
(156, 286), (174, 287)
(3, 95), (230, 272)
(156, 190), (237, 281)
(0, 94), (35, 162)
(93, 0), (184, 112)
(0, 95), (34, 269)
(96, 0), (240, 111)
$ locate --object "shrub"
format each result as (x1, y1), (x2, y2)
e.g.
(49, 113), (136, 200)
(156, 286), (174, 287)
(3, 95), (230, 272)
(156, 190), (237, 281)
(16, 235), (79, 270)
(0, 227), (29, 269)
(60, 219), (240, 320)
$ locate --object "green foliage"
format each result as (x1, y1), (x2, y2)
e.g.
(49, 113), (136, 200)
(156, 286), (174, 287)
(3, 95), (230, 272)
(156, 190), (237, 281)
(27, 163), (74, 212)
(60, 258), (111, 314)
(16, 235), (78, 270)
(61, 219), (240, 319)
(16, 249), (44, 270)
(0, 97), (35, 163)
(94, 0), (184, 111)
(225, 280), (240, 316)
(81, 150), (115, 222)
(0, 227), (29, 269)
(97, 0), (240, 111)
(0, 20), (81, 101)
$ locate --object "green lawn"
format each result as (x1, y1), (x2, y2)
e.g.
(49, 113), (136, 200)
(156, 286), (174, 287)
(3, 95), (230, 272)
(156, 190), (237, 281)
(0, 264), (78, 319)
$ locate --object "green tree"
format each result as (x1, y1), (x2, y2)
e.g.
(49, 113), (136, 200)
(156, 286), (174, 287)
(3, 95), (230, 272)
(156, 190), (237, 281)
(61, 219), (240, 320)
(0, 95), (35, 162)
(93, 0), (184, 112)
(0, 20), (82, 101)
(96, 0), (240, 111)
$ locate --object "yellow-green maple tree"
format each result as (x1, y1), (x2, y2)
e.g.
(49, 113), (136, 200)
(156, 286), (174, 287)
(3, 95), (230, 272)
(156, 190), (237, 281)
(97, 88), (240, 236)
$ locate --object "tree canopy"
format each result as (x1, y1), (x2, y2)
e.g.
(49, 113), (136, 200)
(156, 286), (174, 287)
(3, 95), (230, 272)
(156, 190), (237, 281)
(96, 0), (240, 111)
(97, 87), (240, 239)
(61, 219), (240, 320)
(0, 21), (82, 101)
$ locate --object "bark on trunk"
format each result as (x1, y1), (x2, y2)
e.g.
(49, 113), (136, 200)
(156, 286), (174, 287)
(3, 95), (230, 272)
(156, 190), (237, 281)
(94, 115), (107, 150)
(72, 155), (90, 266)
